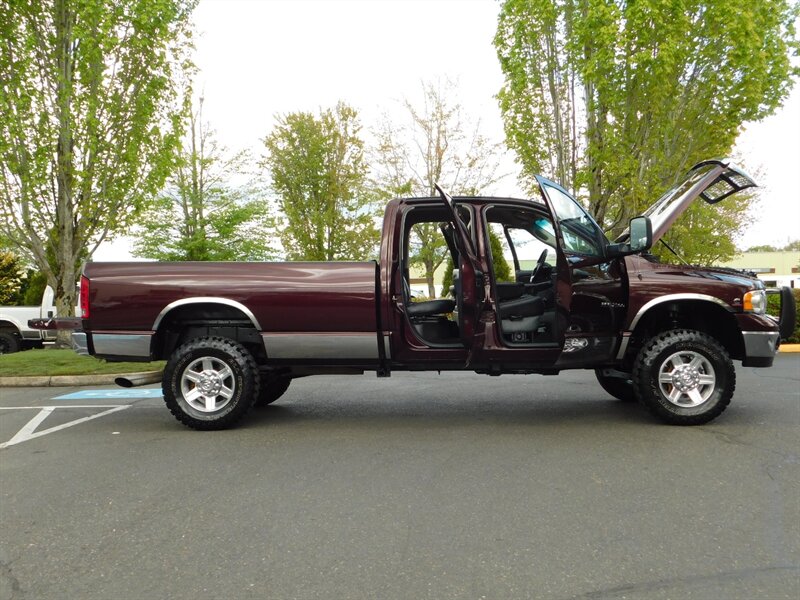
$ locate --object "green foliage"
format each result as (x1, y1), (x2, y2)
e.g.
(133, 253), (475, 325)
(0, 251), (24, 304)
(133, 100), (274, 261)
(495, 0), (799, 262)
(0, 0), (195, 338)
(441, 230), (511, 297)
(489, 231), (513, 283)
(373, 79), (503, 297)
(262, 102), (379, 261)
(0, 348), (165, 377)
(21, 271), (48, 306)
(746, 240), (800, 252)
(655, 193), (751, 265)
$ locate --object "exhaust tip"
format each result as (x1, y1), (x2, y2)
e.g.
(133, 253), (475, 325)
(114, 371), (163, 388)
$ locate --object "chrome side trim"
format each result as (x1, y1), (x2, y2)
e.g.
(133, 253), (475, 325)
(152, 297), (261, 331)
(615, 333), (631, 360)
(93, 333), (152, 357)
(263, 333), (379, 360)
(741, 331), (780, 358)
(383, 335), (392, 359)
(71, 332), (89, 356)
(628, 294), (730, 332)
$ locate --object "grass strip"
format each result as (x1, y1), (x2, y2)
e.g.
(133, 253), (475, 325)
(0, 348), (165, 377)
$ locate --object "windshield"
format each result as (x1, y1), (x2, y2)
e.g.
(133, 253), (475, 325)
(538, 181), (606, 257)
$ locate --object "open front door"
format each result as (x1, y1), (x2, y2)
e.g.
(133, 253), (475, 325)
(435, 184), (486, 357)
(533, 177), (626, 364)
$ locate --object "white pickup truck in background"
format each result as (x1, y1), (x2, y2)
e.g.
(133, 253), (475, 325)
(0, 286), (58, 354)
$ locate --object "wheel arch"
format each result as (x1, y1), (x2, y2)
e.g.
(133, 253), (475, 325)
(151, 298), (263, 361)
(627, 297), (743, 361)
(0, 319), (24, 335)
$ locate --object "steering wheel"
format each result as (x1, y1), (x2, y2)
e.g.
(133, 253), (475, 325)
(529, 249), (548, 282)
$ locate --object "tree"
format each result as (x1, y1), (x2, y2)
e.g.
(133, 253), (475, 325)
(262, 102), (378, 261)
(495, 0), (799, 261)
(782, 240), (800, 252)
(0, 251), (24, 304)
(132, 98), (274, 262)
(373, 79), (503, 297)
(0, 0), (194, 342)
(440, 230), (511, 298)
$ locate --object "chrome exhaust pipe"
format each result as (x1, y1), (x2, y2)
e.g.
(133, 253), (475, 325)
(115, 371), (163, 388)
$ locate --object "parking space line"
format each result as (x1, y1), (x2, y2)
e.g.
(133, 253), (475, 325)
(0, 405), (129, 450)
(53, 389), (163, 400)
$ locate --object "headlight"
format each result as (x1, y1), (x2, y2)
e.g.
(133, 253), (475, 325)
(743, 289), (766, 313)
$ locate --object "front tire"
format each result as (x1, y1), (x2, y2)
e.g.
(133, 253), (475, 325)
(163, 337), (259, 430)
(633, 329), (735, 425)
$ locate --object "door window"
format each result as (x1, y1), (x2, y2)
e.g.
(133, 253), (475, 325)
(540, 183), (605, 257)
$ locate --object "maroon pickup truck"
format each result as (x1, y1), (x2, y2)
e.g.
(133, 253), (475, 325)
(57, 159), (795, 430)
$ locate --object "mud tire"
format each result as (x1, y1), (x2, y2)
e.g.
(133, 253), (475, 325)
(163, 337), (259, 430)
(633, 329), (735, 425)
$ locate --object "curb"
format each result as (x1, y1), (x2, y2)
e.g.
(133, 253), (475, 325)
(0, 370), (163, 388)
(779, 344), (800, 353)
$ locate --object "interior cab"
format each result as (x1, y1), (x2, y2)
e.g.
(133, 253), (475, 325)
(391, 178), (650, 369)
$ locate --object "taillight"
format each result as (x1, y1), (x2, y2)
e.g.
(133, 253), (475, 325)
(80, 275), (90, 319)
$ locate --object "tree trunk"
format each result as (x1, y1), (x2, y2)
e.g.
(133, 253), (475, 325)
(425, 258), (436, 299)
(54, 277), (77, 348)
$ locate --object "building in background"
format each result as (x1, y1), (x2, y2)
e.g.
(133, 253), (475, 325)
(718, 251), (800, 288)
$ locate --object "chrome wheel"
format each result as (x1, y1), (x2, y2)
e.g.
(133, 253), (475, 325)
(180, 356), (236, 413)
(657, 351), (716, 408)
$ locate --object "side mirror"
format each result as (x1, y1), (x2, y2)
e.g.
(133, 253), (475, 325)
(629, 216), (653, 252)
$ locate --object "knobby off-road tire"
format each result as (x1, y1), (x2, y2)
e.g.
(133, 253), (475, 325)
(632, 329), (735, 425)
(256, 374), (291, 406)
(163, 336), (260, 430)
(594, 369), (636, 402)
(0, 331), (20, 354)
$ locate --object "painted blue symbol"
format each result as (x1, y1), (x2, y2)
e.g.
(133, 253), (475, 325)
(53, 388), (164, 400)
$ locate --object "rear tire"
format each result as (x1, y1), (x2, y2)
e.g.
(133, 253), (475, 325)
(595, 369), (636, 402)
(0, 331), (20, 354)
(163, 337), (259, 430)
(633, 329), (735, 425)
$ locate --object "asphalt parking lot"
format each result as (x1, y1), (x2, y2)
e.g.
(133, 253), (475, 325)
(1, 355), (798, 600)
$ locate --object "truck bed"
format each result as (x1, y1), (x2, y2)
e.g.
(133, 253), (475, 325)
(83, 261), (380, 361)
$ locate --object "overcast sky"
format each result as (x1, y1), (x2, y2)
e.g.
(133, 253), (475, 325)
(96, 0), (800, 259)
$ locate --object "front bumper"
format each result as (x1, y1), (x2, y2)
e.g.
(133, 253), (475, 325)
(741, 330), (780, 367)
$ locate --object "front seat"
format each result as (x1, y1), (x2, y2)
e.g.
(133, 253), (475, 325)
(497, 294), (544, 334)
(404, 277), (455, 318)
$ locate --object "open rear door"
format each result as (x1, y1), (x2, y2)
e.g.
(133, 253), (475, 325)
(434, 184), (486, 356)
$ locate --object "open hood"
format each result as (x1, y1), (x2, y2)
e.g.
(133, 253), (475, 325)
(617, 159), (757, 245)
